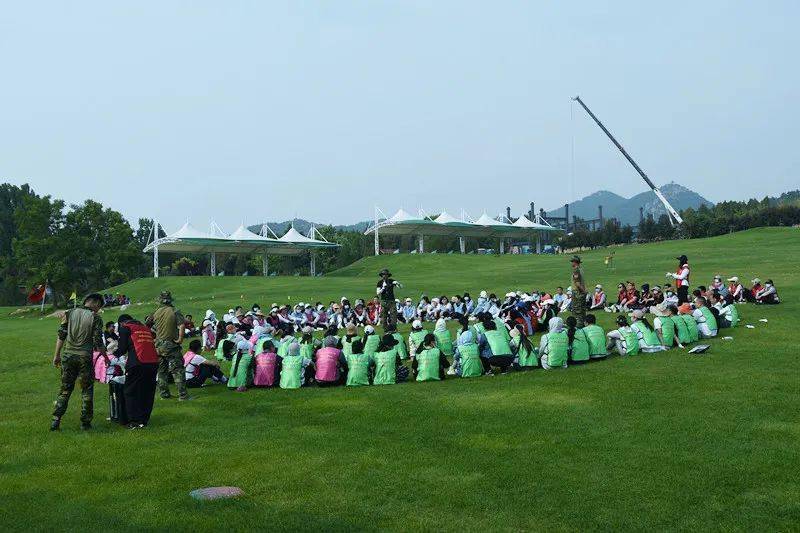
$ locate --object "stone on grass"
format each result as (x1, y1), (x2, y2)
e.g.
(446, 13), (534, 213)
(189, 486), (243, 501)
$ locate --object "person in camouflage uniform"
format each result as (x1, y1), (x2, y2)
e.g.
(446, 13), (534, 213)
(152, 290), (189, 400)
(570, 255), (588, 328)
(51, 293), (105, 431)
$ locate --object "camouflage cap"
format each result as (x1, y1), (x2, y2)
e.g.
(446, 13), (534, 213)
(159, 290), (173, 304)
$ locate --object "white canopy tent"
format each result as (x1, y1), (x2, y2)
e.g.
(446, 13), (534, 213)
(364, 207), (561, 255)
(143, 220), (338, 277)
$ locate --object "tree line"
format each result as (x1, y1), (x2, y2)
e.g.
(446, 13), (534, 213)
(2, 182), (798, 306)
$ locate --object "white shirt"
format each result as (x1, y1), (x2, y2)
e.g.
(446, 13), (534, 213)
(185, 353), (207, 380)
(692, 308), (717, 337)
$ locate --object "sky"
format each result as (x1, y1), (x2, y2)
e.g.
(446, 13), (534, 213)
(2, 1), (799, 231)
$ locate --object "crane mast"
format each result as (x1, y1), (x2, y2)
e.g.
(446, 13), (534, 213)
(572, 96), (683, 225)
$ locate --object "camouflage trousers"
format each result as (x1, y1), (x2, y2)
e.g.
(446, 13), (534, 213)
(52, 352), (94, 423)
(571, 292), (588, 328)
(156, 340), (187, 399)
(380, 299), (397, 329)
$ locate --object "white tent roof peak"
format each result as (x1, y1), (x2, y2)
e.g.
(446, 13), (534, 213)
(389, 209), (418, 223)
(279, 227), (316, 243)
(172, 222), (215, 239)
(229, 225), (273, 241)
(512, 215), (538, 228)
(475, 212), (510, 226)
(434, 211), (462, 224)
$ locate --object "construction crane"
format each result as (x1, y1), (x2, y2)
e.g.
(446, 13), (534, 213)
(572, 96), (683, 225)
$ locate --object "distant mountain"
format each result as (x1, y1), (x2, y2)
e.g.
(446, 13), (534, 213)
(250, 183), (712, 235)
(546, 182), (713, 226)
(248, 219), (370, 236)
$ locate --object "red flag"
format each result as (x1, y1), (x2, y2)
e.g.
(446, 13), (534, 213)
(27, 284), (46, 303)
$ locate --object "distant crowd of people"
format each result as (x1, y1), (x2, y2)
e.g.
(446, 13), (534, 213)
(49, 255), (778, 431)
(102, 293), (131, 308)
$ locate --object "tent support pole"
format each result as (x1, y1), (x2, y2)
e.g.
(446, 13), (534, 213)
(459, 236), (465, 254)
(418, 234), (424, 253)
(500, 239), (505, 255)
(310, 252), (316, 277)
(374, 208), (380, 256)
(536, 232), (541, 254)
(152, 218), (159, 278)
(262, 250), (268, 277)
(210, 252), (216, 276)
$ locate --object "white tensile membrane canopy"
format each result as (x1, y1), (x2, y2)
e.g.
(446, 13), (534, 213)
(144, 221), (338, 256)
(365, 208), (561, 239)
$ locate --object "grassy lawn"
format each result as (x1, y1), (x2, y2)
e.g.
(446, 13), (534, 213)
(0, 227), (798, 531)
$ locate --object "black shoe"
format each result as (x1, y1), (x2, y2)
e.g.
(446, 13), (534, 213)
(159, 393), (172, 400)
(80, 422), (92, 430)
(50, 419), (61, 431)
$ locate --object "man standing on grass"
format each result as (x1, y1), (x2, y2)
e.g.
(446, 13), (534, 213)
(152, 290), (189, 400)
(50, 293), (105, 431)
(570, 255), (588, 328)
(377, 268), (402, 329)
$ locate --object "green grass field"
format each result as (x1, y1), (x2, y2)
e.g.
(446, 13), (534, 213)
(1, 227), (798, 531)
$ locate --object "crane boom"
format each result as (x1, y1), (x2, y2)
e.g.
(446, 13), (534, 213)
(572, 96), (683, 225)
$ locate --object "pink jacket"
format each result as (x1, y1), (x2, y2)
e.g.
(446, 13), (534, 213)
(253, 352), (278, 387)
(315, 347), (342, 382)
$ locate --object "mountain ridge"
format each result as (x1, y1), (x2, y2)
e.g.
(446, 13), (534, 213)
(251, 183), (713, 234)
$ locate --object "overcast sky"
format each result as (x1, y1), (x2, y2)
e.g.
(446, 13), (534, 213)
(2, 1), (798, 231)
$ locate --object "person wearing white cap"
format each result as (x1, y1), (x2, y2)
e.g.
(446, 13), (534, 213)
(754, 279), (780, 305)
(589, 285), (606, 311)
(471, 291), (489, 317)
(362, 324), (380, 356)
(537, 298), (557, 326)
(710, 275), (728, 297)
(408, 320), (429, 359)
(400, 298), (416, 323)
(727, 276), (745, 302)
(559, 288), (573, 314)
(629, 309), (666, 353)
(463, 293), (475, 315)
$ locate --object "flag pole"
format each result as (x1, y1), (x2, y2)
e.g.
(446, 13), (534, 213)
(40, 279), (48, 312)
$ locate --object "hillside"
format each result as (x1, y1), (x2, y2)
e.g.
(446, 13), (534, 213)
(546, 182), (713, 225)
(109, 227), (792, 312)
(3, 226), (798, 531)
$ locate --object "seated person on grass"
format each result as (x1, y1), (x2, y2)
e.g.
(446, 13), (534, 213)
(539, 316), (568, 369)
(280, 342), (314, 389)
(227, 340), (255, 392)
(412, 334), (449, 382)
(253, 340), (281, 388)
(314, 336), (347, 387)
(630, 309), (666, 353)
(653, 305), (685, 349)
(582, 314), (608, 360)
(184, 339), (226, 388)
(566, 315), (591, 364)
(692, 296), (718, 338)
(371, 334), (409, 385)
(510, 324), (538, 369)
(606, 315), (640, 356)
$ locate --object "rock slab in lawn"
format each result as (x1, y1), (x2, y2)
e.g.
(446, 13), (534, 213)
(190, 487), (244, 501)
